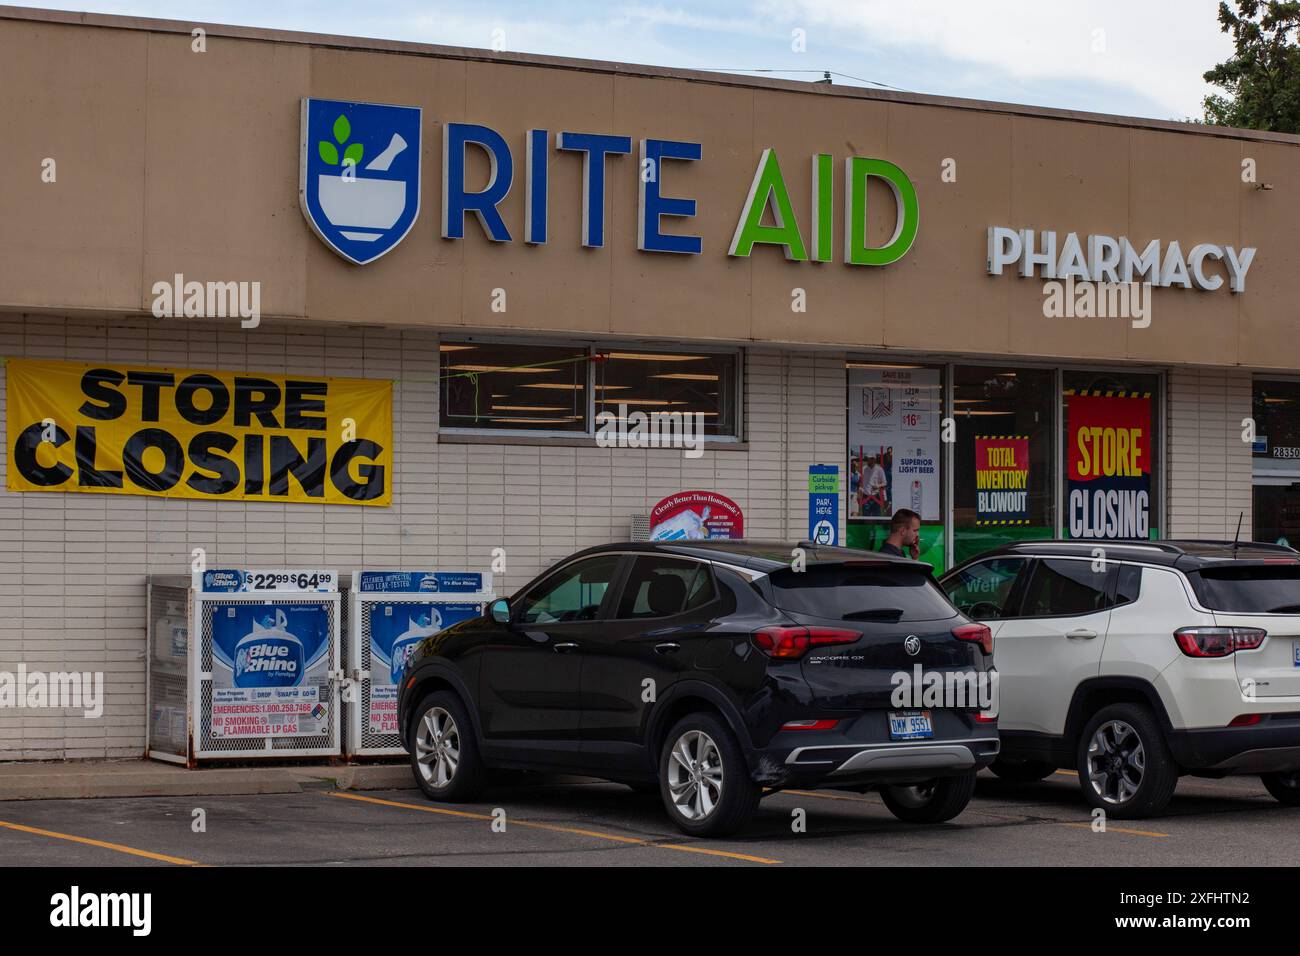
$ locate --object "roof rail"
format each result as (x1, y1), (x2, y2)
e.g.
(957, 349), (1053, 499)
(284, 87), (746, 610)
(1175, 539), (1300, 553)
(1003, 539), (1184, 554)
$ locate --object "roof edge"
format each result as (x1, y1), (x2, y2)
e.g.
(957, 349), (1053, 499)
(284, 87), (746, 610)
(4, 4), (1300, 146)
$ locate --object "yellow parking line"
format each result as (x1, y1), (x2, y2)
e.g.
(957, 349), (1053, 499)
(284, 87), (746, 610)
(783, 788), (873, 804)
(0, 819), (201, 866)
(1060, 821), (1168, 838)
(328, 791), (779, 864)
(1055, 769), (1079, 777)
(329, 791), (495, 821)
(655, 842), (779, 864)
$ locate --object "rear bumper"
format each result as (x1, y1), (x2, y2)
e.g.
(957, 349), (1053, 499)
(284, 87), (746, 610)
(789, 738), (1000, 775)
(1168, 719), (1300, 773)
(753, 734), (999, 789)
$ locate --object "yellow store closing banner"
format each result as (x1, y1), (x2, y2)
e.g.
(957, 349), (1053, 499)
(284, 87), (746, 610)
(6, 358), (392, 506)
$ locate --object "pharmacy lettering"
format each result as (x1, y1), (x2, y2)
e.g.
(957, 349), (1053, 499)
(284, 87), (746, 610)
(6, 359), (392, 505)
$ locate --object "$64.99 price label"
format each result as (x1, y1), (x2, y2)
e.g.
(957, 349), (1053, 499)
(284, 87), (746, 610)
(242, 570), (337, 592)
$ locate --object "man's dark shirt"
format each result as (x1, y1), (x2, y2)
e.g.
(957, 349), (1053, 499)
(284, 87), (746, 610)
(879, 541), (905, 557)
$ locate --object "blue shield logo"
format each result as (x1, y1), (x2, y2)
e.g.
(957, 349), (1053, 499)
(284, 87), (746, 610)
(300, 98), (422, 265)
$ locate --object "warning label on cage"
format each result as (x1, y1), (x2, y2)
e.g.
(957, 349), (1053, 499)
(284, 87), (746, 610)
(210, 686), (326, 737)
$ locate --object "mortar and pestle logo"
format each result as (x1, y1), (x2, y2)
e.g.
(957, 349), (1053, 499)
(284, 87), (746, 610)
(316, 113), (410, 242)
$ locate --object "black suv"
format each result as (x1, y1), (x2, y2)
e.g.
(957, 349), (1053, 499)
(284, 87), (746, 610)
(397, 541), (999, 836)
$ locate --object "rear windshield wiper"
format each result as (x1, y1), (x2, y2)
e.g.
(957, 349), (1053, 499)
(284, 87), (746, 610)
(842, 607), (904, 621)
(1266, 603), (1300, 613)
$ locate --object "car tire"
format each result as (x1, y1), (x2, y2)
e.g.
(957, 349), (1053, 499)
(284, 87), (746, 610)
(1261, 770), (1300, 805)
(659, 712), (760, 837)
(880, 771), (977, 824)
(408, 690), (485, 803)
(989, 758), (1056, 783)
(1076, 703), (1178, 819)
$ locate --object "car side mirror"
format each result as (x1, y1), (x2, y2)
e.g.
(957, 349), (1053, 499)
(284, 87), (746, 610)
(489, 599), (511, 624)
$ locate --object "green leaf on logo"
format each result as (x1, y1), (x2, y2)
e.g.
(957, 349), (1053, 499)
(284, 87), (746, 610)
(343, 143), (364, 167)
(333, 114), (351, 144)
(318, 140), (339, 165)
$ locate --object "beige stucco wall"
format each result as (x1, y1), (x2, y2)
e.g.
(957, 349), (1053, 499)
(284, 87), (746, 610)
(1, 10), (1298, 369)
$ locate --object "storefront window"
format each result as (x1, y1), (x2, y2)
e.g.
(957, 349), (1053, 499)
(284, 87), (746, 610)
(952, 366), (1056, 566)
(440, 342), (588, 431)
(1251, 379), (1300, 546)
(595, 350), (738, 437)
(845, 362), (945, 570)
(439, 342), (740, 437)
(1062, 370), (1160, 540)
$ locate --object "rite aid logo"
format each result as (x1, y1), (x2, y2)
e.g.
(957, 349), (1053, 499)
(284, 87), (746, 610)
(299, 101), (921, 269)
(299, 98), (422, 265)
(903, 635), (922, 657)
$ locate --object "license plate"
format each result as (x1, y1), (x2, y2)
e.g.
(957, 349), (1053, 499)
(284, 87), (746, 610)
(1293, 641), (1300, 667)
(889, 710), (933, 740)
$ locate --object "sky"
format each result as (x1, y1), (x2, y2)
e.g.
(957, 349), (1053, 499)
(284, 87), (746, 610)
(10, 0), (1240, 121)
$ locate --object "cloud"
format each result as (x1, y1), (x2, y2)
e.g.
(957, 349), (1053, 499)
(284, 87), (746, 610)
(758, 0), (1235, 117)
(9, 0), (1238, 118)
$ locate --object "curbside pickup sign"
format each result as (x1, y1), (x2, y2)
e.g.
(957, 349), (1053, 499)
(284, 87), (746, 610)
(808, 464), (839, 545)
(6, 358), (392, 505)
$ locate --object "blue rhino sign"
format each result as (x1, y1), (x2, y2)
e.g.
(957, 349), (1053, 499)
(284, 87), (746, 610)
(300, 98), (422, 265)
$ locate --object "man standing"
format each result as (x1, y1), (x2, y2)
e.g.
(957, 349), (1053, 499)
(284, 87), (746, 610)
(880, 508), (921, 559)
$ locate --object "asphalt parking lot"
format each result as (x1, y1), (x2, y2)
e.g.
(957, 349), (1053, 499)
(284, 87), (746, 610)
(1, 768), (1297, 867)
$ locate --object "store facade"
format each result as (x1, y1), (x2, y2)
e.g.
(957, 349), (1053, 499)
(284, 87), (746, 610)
(0, 7), (1294, 758)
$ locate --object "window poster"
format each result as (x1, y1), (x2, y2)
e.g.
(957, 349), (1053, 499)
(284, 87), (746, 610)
(848, 366), (941, 521)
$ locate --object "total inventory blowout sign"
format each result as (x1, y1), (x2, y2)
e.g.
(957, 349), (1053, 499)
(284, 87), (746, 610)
(975, 436), (1030, 525)
(1066, 392), (1151, 539)
(6, 358), (392, 506)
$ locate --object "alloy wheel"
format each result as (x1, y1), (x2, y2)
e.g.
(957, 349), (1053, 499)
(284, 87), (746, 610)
(667, 729), (724, 821)
(414, 706), (460, 789)
(1086, 719), (1146, 805)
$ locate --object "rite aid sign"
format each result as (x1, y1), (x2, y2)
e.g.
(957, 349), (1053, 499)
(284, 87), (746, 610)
(300, 97), (919, 267)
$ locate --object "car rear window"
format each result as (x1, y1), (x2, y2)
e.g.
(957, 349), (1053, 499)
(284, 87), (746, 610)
(767, 564), (958, 622)
(1187, 565), (1300, 613)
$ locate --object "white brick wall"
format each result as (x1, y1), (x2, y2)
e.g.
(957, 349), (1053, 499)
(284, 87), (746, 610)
(3, 313), (1264, 760)
(1165, 368), (1254, 539)
(0, 314), (847, 759)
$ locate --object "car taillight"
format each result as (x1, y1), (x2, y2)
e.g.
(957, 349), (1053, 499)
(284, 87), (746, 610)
(952, 622), (993, 655)
(752, 626), (859, 660)
(781, 719), (840, 731)
(973, 711), (998, 724)
(1173, 626), (1267, 657)
(1229, 713), (1263, 727)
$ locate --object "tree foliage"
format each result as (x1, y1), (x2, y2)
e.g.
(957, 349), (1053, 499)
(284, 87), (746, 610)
(1203, 0), (1300, 131)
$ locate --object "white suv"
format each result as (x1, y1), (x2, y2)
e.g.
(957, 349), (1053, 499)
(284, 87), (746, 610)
(940, 540), (1300, 818)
